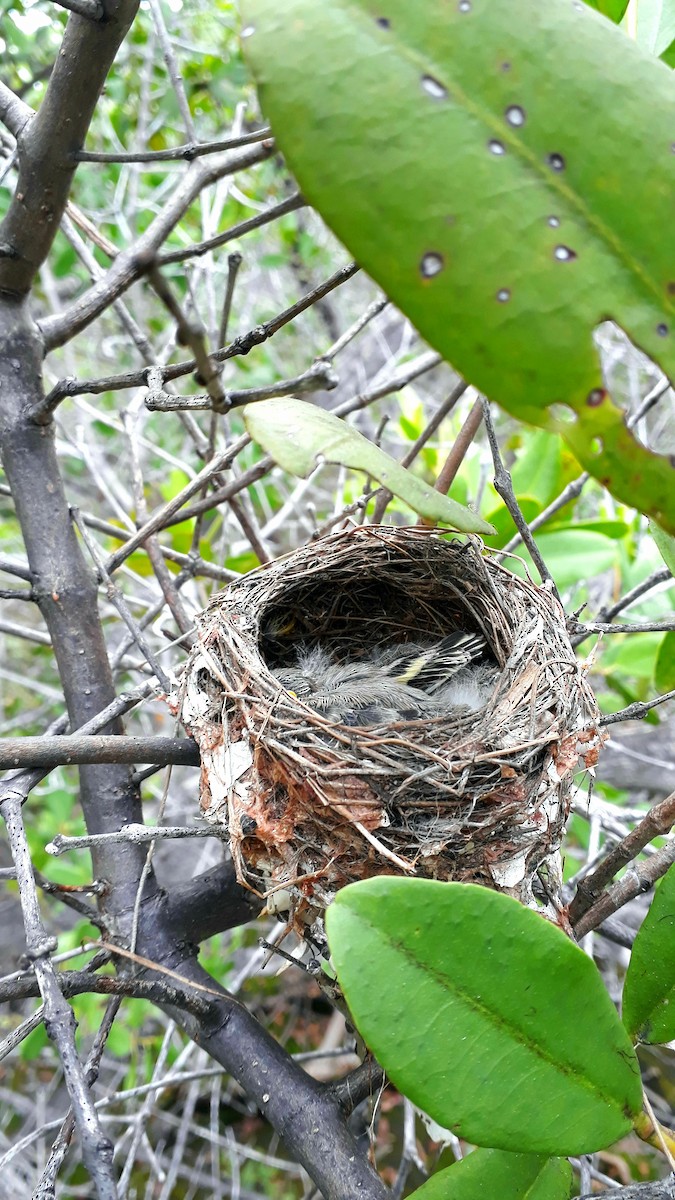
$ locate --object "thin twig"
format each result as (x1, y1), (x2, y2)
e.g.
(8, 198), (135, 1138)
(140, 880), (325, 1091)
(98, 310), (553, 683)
(144, 359), (338, 413)
(75, 127), (272, 163)
(39, 141), (276, 352)
(219, 251), (242, 347)
(104, 438), (248, 572)
(158, 191), (304, 267)
(72, 508), (173, 692)
(418, 394), (483, 528)
(573, 619), (675, 639)
(41, 260), (360, 404)
(596, 567), (673, 624)
(599, 689), (675, 726)
(570, 790), (675, 924)
(47, 823), (220, 855)
(33, 997), (122, 1199)
(481, 397), (561, 600)
(574, 838), (675, 939)
(0, 795), (118, 1199)
(319, 295), (389, 362)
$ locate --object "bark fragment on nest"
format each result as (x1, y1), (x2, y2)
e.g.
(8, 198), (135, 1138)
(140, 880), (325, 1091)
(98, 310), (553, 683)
(181, 525), (602, 914)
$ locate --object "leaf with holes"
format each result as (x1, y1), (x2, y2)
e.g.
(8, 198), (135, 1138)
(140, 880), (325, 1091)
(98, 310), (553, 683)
(242, 397), (495, 532)
(622, 863), (675, 1044)
(241, 0), (675, 532)
(325, 879), (643, 1154)
(415, 1149), (573, 1200)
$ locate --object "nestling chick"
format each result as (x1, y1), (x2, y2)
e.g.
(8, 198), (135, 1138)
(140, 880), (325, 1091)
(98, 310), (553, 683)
(274, 632), (494, 726)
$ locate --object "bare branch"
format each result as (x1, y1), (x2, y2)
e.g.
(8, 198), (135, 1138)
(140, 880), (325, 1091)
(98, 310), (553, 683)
(0, 795), (118, 1199)
(47, 823), (216, 855)
(573, 618), (675, 638)
(104, 437), (249, 572)
(481, 397), (561, 601)
(39, 141), (275, 350)
(0, 82), (33, 140)
(33, 997), (121, 1198)
(574, 837), (675, 938)
(570, 789), (675, 925)
(158, 191), (304, 267)
(418, 395), (483, 529)
(0, 0), (141, 294)
(75, 126), (272, 163)
(0, 734), (198, 770)
(0, 967), (211, 1017)
(599, 690), (675, 725)
(144, 359), (339, 413)
(40, 259), (360, 402)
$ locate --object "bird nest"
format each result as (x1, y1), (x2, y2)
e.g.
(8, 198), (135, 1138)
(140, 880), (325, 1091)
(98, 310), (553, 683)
(181, 525), (602, 919)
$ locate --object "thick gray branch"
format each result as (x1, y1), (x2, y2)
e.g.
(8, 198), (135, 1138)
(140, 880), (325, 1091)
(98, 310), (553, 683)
(0, 0), (141, 294)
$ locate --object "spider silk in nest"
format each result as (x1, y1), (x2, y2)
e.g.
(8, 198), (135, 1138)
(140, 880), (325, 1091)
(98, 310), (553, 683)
(180, 526), (603, 927)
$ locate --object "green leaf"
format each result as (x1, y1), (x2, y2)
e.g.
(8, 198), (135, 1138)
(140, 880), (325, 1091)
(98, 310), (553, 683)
(242, 397), (495, 533)
(507, 528), (621, 589)
(415, 1149), (572, 1200)
(584, 0), (630, 23)
(484, 496), (540, 548)
(241, 0), (675, 532)
(325, 879), (642, 1155)
(544, 518), (630, 539)
(650, 520), (675, 576)
(600, 631), (664, 679)
(661, 35), (675, 65)
(510, 430), (562, 509)
(622, 863), (675, 1044)
(654, 630), (675, 692)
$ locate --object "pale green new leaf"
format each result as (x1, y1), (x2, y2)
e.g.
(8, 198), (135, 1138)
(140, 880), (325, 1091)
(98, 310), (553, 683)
(242, 397), (495, 532)
(635, 0), (675, 56)
(241, 0), (675, 531)
(326, 879), (643, 1155)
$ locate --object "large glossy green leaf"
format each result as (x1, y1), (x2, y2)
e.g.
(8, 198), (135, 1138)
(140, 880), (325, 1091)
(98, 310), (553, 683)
(242, 397), (495, 532)
(241, 0), (675, 532)
(415, 1149), (572, 1200)
(622, 863), (675, 1044)
(325, 879), (643, 1155)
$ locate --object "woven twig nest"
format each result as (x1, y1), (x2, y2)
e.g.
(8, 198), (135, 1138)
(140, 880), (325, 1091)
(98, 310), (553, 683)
(181, 526), (602, 919)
